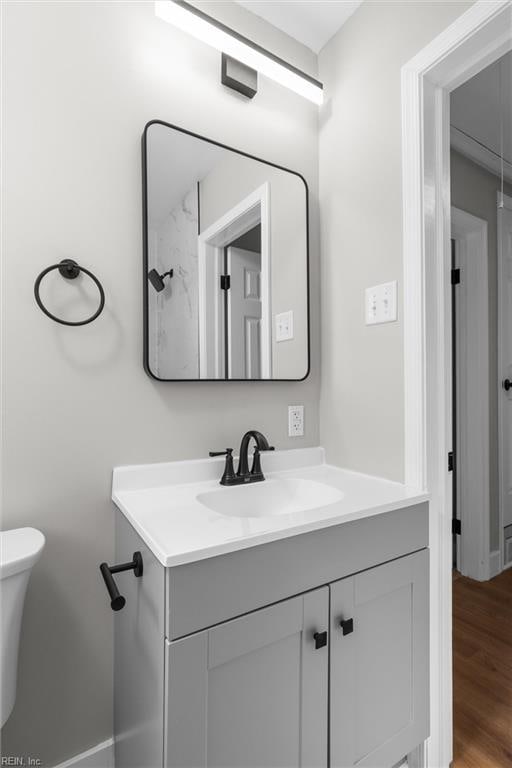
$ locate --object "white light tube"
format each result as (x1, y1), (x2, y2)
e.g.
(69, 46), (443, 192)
(155, 0), (324, 105)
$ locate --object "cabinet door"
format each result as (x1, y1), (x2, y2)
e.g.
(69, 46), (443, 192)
(330, 550), (429, 768)
(165, 587), (328, 768)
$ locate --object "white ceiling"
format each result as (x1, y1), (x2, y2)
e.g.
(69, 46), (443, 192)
(235, 1), (363, 53)
(451, 50), (512, 164)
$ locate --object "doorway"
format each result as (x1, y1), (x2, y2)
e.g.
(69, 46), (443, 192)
(197, 183), (271, 380)
(498, 192), (512, 567)
(225, 225), (263, 379)
(402, 3), (512, 767)
(449, 54), (512, 761)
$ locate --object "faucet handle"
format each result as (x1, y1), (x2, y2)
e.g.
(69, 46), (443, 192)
(250, 447), (263, 478)
(209, 449), (237, 486)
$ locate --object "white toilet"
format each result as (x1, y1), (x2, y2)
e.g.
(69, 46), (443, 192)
(0, 527), (45, 728)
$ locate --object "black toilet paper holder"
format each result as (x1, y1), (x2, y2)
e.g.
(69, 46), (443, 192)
(99, 552), (143, 611)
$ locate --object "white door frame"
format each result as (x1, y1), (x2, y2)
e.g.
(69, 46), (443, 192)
(498, 191), (512, 571)
(451, 207), (490, 582)
(402, 3), (512, 767)
(198, 183), (271, 379)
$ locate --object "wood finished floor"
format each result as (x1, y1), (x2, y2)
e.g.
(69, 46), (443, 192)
(452, 568), (512, 768)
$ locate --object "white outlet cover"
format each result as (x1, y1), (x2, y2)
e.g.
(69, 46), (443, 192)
(275, 310), (294, 342)
(365, 281), (397, 325)
(288, 405), (304, 437)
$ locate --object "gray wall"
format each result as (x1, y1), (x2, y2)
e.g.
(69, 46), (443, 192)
(318, 0), (472, 481)
(1, 2), (319, 765)
(450, 150), (512, 552)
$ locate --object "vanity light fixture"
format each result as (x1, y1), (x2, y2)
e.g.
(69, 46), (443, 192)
(154, 0), (324, 105)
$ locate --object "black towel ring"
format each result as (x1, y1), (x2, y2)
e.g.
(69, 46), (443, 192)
(34, 259), (105, 326)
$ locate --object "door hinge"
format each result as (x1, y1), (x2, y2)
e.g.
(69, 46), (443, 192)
(452, 518), (461, 536)
(448, 451), (454, 472)
(451, 268), (461, 285)
(220, 275), (231, 291)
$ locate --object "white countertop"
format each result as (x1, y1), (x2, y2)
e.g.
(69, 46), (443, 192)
(112, 447), (429, 567)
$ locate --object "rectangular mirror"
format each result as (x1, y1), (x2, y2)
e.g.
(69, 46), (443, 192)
(142, 121), (310, 381)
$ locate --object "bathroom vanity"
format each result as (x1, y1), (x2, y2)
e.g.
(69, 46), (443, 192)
(110, 447), (429, 768)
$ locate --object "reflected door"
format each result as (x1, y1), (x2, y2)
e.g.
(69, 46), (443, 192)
(227, 247), (262, 379)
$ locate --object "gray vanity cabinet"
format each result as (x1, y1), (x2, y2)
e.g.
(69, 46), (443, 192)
(330, 549), (429, 768)
(164, 588), (329, 768)
(114, 503), (429, 768)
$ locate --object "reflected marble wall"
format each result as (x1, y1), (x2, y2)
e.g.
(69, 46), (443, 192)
(150, 186), (199, 378)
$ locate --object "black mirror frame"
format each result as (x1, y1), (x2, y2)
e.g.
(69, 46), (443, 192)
(141, 119), (311, 383)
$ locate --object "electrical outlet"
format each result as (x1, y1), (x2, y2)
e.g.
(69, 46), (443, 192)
(365, 281), (398, 325)
(288, 405), (304, 437)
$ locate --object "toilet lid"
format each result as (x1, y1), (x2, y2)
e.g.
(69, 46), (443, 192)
(0, 528), (45, 579)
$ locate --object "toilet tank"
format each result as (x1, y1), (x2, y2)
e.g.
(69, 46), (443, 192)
(0, 528), (45, 728)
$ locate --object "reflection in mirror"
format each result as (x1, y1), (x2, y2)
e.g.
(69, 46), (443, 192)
(143, 121), (309, 380)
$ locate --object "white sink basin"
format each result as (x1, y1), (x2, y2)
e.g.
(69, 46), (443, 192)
(112, 447), (429, 566)
(196, 477), (345, 518)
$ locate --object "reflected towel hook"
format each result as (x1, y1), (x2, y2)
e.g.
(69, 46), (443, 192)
(34, 259), (105, 326)
(148, 267), (174, 293)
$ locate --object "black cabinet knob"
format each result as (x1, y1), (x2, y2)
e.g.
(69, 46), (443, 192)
(339, 618), (354, 636)
(313, 631), (328, 649)
(503, 379), (512, 392)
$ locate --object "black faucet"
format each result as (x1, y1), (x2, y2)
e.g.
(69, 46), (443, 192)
(209, 430), (274, 486)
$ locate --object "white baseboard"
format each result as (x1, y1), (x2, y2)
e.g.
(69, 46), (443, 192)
(52, 739), (114, 768)
(489, 549), (501, 579)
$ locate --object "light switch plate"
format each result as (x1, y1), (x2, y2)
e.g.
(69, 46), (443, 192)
(288, 405), (304, 437)
(365, 281), (398, 325)
(275, 311), (294, 342)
